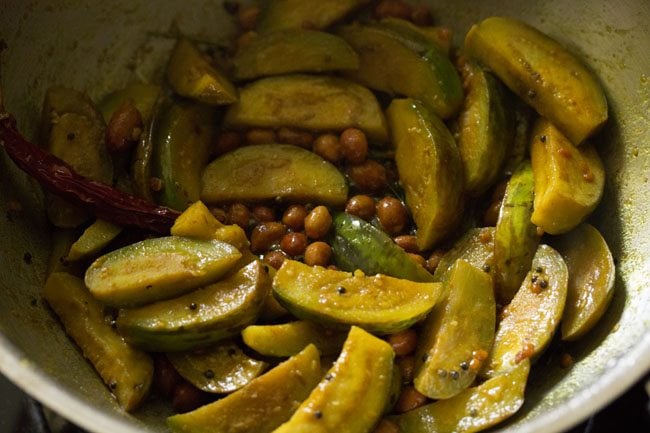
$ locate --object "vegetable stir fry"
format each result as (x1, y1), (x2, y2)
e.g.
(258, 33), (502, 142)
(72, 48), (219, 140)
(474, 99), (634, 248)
(0, 0), (617, 432)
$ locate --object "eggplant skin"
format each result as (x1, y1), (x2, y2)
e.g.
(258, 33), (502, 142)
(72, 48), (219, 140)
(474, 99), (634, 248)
(454, 60), (514, 197)
(465, 16), (608, 145)
(387, 98), (464, 250)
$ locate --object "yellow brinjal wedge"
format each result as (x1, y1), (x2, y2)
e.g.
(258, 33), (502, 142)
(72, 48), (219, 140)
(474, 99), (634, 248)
(242, 321), (347, 357)
(167, 38), (238, 105)
(530, 119), (605, 234)
(41, 86), (113, 227)
(454, 59), (514, 196)
(224, 75), (388, 143)
(387, 98), (464, 250)
(272, 326), (394, 433)
(201, 144), (348, 207)
(43, 272), (153, 411)
(256, 0), (370, 33)
(233, 30), (359, 81)
(152, 100), (219, 211)
(66, 219), (123, 262)
(464, 16), (607, 145)
(273, 260), (442, 334)
(392, 360), (529, 433)
(494, 161), (541, 303)
(483, 245), (568, 378)
(117, 260), (270, 352)
(86, 236), (242, 307)
(414, 260), (496, 400)
(167, 340), (267, 394)
(552, 223), (616, 341)
(171, 200), (250, 252)
(167, 344), (321, 433)
(339, 23), (463, 119)
(433, 227), (496, 283)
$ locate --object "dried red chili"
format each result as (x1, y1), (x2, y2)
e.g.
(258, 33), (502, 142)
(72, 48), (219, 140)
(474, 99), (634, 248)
(0, 114), (179, 233)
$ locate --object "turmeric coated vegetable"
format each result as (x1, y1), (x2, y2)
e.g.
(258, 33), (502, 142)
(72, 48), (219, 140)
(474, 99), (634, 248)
(0, 5), (617, 432)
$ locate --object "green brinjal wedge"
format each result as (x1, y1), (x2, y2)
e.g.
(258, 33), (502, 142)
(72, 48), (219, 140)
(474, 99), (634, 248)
(339, 23), (463, 119)
(387, 98), (464, 250)
(117, 260), (270, 352)
(85, 236), (242, 307)
(330, 212), (434, 282)
(152, 100), (219, 211)
(414, 260), (496, 400)
(552, 223), (616, 341)
(224, 74), (388, 143)
(233, 30), (359, 81)
(493, 160), (541, 303)
(454, 58), (514, 197)
(201, 144), (348, 207)
(483, 245), (568, 378)
(433, 227), (496, 283)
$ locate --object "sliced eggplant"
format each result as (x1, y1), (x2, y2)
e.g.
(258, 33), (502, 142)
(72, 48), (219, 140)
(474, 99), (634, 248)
(167, 38), (238, 105)
(233, 30), (359, 80)
(530, 119), (605, 234)
(43, 272), (153, 411)
(66, 219), (122, 262)
(433, 227), (496, 283)
(272, 259), (442, 334)
(256, 0), (370, 33)
(414, 260), (496, 399)
(152, 100), (219, 211)
(167, 340), (267, 393)
(85, 236), (242, 307)
(387, 98), (464, 250)
(379, 18), (453, 55)
(483, 245), (568, 377)
(41, 87), (113, 227)
(224, 74), (388, 143)
(167, 344), (321, 433)
(273, 326), (394, 433)
(339, 23), (463, 119)
(493, 161), (540, 303)
(392, 360), (529, 433)
(454, 59), (514, 196)
(552, 223), (616, 341)
(242, 321), (347, 357)
(464, 16), (607, 145)
(201, 144), (348, 207)
(330, 212), (434, 282)
(117, 260), (270, 352)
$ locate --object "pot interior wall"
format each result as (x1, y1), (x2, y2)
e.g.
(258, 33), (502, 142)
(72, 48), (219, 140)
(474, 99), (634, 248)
(0, 1), (649, 433)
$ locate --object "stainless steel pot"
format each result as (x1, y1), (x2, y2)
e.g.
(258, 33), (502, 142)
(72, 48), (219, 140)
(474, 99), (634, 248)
(0, 1), (649, 432)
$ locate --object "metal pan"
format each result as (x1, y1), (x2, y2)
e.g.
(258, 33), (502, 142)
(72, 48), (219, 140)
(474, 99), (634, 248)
(0, 1), (649, 432)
